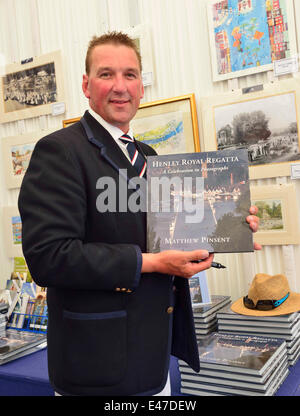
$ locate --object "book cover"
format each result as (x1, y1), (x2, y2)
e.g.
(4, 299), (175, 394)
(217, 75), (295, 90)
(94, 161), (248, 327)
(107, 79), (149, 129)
(218, 329), (297, 343)
(0, 329), (46, 362)
(147, 149), (253, 253)
(189, 271), (211, 307)
(179, 349), (287, 384)
(13, 257), (32, 282)
(195, 332), (286, 375)
(29, 297), (47, 331)
(0, 341), (47, 365)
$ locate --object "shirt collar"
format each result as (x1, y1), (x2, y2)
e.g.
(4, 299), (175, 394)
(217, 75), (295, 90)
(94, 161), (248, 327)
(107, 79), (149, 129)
(88, 108), (134, 142)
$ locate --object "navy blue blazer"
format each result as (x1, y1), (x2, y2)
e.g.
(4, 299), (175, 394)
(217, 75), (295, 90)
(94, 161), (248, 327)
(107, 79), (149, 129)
(18, 111), (199, 396)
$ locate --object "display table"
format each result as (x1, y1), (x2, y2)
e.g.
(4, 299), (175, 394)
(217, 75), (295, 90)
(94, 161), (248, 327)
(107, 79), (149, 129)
(0, 349), (299, 396)
(0, 349), (54, 396)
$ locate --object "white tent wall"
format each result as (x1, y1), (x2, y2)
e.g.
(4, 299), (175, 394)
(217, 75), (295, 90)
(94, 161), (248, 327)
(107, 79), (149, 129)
(0, 0), (300, 302)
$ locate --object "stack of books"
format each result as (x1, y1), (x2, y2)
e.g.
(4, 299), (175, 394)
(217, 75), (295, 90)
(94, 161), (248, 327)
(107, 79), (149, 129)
(179, 332), (289, 396)
(192, 295), (231, 340)
(217, 305), (300, 366)
(0, 329), (47, 365)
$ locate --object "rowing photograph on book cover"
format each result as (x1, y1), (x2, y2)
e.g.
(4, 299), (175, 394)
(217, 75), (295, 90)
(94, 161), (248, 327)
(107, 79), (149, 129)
(147, 148), (253, 253)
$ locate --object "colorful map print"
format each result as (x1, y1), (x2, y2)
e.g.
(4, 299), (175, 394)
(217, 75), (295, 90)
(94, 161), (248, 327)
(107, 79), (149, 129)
(211, 0), (291, 75)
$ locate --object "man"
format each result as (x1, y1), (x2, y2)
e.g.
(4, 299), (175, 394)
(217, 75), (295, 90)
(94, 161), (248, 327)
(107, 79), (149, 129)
(18, 32), (260, 396)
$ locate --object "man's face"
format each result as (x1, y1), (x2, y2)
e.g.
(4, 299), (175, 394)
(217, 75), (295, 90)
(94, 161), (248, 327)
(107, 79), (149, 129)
(82, 43), (144, 133)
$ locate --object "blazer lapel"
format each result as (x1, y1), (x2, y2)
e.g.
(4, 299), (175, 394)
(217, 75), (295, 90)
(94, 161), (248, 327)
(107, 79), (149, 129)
(82, 111), (140, 180)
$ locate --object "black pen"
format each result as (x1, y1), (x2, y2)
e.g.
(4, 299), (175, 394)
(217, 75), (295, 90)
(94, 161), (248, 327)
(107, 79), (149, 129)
(192, 260), (226, 269)
(211, 261), (226, 269)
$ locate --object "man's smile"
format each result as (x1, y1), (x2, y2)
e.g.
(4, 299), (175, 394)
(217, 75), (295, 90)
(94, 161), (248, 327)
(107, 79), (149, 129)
(110, 99), (130, 105)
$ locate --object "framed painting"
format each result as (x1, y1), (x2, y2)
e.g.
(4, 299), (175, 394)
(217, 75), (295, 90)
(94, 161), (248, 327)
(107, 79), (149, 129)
(125, 23), (155, 86)
(2, 129), (56, 189)
(250, 183), (300, 245)
(2, 207), (23, 257)
(131, 94), (200, 155)
(200, 78), (300, 179)
(0, 51), (65, 123)
(207, 0), (297, 81)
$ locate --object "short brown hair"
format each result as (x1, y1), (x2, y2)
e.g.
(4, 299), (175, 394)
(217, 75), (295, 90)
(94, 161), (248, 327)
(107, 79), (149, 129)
(85, 31), (142, 74)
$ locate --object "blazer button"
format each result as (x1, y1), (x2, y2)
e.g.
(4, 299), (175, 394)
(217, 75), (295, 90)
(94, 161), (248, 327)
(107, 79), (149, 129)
(115, 288), (121, 292)
(166, 306), (174, 314)
(121, 288), (127, 292)
(126, 289), (132, 293)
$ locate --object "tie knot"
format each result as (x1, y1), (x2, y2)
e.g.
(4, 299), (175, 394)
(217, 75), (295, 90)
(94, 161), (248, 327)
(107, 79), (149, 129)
(120, 134), (134, 144)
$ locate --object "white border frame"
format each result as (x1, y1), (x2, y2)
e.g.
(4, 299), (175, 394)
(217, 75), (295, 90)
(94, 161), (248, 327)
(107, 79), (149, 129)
(0, 50), (65, 123)
(2, 129), (56, 189)
(200, 78), (300, 179)
(250, 183), (300, 245)
(207, 0), (298, 82)
(125, 23), (155, 85)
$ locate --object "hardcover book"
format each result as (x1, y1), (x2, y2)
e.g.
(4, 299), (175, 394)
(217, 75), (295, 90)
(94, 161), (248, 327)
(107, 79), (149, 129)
(218, 320), (300, 335)
(179, 349), (287, 385)
(180, 353), (288, 393)
(217, 306), (300, 323)
(0, 329), (46, 364)
(192, 295), (231, 318)
(192, 332), (287, 375)
(147, 149), (253, 253)
(216, 305), (300, 364)
(180, 363), (289, 396)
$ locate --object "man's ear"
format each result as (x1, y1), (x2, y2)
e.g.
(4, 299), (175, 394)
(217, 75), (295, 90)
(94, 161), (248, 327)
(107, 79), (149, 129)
(140, 82), (144, 100)
(82, 74), (90, 98)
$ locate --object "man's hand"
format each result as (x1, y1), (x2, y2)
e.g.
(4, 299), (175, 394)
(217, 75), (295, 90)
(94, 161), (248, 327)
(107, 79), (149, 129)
(142, 250), (214, 278)
(247, 205), (262, 251)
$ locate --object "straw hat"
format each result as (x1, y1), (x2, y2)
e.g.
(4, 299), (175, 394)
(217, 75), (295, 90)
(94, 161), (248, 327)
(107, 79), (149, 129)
(231, 273), (300, 316)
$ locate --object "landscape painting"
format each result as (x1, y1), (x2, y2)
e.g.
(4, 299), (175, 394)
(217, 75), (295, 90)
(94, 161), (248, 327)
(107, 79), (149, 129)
(250, 184), (300, 245)
(2, 130), (55, 189)
(252, 198), (283, 231)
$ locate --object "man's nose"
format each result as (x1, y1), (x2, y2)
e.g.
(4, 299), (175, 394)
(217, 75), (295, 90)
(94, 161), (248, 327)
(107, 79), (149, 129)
(112, 75), (127, 92)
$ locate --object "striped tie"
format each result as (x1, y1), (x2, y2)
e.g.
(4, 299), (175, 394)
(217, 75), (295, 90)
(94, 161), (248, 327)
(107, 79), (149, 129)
(119, 134), (147, 178)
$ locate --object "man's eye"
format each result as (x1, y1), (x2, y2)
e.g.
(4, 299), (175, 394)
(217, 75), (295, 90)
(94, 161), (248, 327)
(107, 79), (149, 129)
(126, 73), (137, 79)
(100, 72), (110, 78)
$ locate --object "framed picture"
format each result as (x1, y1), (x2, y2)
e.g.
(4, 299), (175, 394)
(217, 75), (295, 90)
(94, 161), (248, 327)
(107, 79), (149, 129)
(207, 0), (298, 82)
(2, 129), (56, 189)
(125, 23), (155, 86)
(250, 183), (300, 245)
(200, 78), (300, 179)
(62, 117), (80, 128)
(189, 271), (211, 307)
(132, 94), (200, 154)
(0, 51), (65, 123)
(62, 94), (201, 154)
(2, 206), (23, 257)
